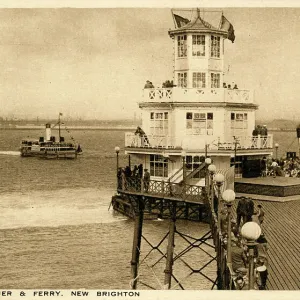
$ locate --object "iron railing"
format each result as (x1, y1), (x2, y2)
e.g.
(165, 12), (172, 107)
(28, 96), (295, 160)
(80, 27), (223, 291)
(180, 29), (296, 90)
(125, 132), (273, 150)
(118, 176), (206, 203)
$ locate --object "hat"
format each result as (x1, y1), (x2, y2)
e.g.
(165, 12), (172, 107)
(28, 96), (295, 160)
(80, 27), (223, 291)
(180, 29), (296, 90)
(257, 265), (267, 272)
(144, 169), (148, 171)
(263, 125), (267, 127)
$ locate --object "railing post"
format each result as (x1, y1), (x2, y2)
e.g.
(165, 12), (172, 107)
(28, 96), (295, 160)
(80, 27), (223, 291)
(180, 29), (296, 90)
(162, 180), (165, 195)
(122, 174), (125, 190)
(140, 178), (144, 193)
(130, 197), (145, 289)
(164, 202), (176, 289)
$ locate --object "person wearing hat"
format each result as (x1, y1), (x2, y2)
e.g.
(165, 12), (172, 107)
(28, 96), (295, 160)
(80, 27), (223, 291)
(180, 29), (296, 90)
(256, 257), (268, 290)
(143, 168), (150, 192)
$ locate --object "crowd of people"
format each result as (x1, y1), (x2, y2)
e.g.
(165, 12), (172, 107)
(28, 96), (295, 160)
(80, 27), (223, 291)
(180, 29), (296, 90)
(117, 164), (150, 192)
(219, 197), (268, 290)
(252, 125), (268, 136)
(261, 156), (300, 178)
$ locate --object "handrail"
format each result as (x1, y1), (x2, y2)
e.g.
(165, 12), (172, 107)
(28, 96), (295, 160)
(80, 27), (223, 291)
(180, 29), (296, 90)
(184, 162), (206, 181)
(168, 166), (183, 183)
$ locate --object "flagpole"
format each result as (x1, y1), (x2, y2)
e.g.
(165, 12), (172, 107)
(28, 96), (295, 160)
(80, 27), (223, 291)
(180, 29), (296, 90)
(218, 11), (223, 30)
(171, 9), (177, 28)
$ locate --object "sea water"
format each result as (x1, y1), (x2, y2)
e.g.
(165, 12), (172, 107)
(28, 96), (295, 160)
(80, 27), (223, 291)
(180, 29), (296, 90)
(0, 129), (294, 289)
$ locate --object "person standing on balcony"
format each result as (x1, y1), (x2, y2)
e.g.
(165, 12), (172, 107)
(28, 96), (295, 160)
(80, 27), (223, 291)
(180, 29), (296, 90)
(144, 80), (154, 88)
(143, 169), (150, 193)
(135, 126), (150, 146)
(261, 125), (268, 136)
(252, 126), (258, 136)
(138, 164), (143, 178)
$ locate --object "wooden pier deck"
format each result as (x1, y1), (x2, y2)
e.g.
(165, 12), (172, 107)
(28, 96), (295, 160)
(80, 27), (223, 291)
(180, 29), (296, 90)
(233, 198), (300, 290)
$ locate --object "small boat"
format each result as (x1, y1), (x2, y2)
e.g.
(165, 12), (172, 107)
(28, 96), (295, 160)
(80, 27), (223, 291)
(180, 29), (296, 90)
(20, 114), (82, 159)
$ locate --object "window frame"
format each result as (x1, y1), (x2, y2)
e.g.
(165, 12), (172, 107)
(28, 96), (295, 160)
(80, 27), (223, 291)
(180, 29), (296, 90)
(192, 35), (206, 57)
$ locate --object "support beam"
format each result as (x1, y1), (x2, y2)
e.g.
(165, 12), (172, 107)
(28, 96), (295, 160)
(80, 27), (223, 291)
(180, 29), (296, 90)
(130, 196), (145, 289)
(164, 203), (176, 289)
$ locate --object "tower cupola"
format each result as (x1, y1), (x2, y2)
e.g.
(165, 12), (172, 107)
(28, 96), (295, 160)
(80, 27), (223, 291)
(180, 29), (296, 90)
(168, 9), (229, 89)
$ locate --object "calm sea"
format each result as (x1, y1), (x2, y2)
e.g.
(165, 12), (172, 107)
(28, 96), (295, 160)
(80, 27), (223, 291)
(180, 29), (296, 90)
(0, 129), (218, 290)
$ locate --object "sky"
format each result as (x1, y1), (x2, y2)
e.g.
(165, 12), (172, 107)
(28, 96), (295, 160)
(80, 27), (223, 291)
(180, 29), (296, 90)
(0, 2), (300, 120)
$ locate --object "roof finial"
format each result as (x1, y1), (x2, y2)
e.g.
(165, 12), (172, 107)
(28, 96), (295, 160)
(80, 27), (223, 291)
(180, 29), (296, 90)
(197, 8), (200, 18)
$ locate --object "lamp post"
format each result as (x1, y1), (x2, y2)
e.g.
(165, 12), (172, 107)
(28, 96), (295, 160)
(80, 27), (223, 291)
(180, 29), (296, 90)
(205, 158), (212, 190)
(115, 146), (120, 173)
(241, 222), (262, 290)
(208, 164), (216, 211)
(215, 173), (225, 228)
(222, 189), (236, 265)
(274, 143), (279, 160)
(181, 150), (186, 184)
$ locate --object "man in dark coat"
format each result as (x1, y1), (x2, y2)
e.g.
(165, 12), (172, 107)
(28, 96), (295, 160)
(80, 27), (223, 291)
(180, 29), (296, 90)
(245, 197), (254, 222)
(236, 197), (247, 230)
(143, 169), (150, 192)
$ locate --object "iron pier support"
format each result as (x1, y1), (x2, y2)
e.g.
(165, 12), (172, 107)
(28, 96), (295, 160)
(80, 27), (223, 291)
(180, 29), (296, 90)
(130, 196), (145, 289)
(163, 203), (177, 289)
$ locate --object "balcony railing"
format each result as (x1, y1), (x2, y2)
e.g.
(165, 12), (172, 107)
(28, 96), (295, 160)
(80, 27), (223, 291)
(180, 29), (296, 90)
(118, 176), (206, 203)
(125, 132), (176, 148)
(142, 87), (253, 104)
(217, 135), (273, 150)
(125, 132), (273, 151)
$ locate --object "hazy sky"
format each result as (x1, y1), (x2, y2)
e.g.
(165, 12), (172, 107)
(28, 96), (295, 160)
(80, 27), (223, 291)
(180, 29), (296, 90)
(1, 4), (300, 120)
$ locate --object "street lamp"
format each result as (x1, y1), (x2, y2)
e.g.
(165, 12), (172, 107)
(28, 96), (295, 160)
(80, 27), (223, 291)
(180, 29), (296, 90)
(222, 189), (236, 265)
(205, 157), (212, 165)
(274, 143), (279, 159)
(181, 150), (186, 183)
(241, 222), (262, 290)
(205, 158), (212, 189)
(215, 173), (225, 227)
(208, 164), (216, 211)
(115, 146), (120, 173)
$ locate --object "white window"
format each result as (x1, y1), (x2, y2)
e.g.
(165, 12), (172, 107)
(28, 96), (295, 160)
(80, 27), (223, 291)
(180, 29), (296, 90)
(150, 111), (169, 137)
(211, 36), (220, 58)
(177, 35), (187, 57)
(231, 112), (248, 135)
(193, 72), (206, 88)
(192, 35), (205, 56)
(150, 155), (168, 177)
(186, 112), (213, 135)
(178, 72), (187, 88)
(211, 73), (220, 88)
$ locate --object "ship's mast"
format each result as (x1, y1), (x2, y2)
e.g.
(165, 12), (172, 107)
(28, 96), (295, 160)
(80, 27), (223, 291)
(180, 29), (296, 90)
(58, 113), (61, 141)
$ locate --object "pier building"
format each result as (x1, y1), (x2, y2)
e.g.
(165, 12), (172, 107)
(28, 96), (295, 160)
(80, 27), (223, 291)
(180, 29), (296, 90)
(112, 9), (300, 291)
(125, 9), (273, 183)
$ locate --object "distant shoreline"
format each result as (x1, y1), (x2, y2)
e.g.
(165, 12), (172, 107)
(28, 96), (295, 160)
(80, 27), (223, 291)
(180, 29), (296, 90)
(0, 125), (137, 131)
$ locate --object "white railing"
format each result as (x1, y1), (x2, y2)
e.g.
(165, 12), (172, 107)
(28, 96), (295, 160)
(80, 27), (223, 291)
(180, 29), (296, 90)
(217, 135), (273, 150)
(125, 133), (273, 150)
(142, 87), (253, 104)
(125, 132), (175, 148)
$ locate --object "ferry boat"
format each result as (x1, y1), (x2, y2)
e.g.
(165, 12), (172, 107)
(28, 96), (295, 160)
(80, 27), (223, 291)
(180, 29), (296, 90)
(20, 114), (82, 159)
(123, 9), (273, 186)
